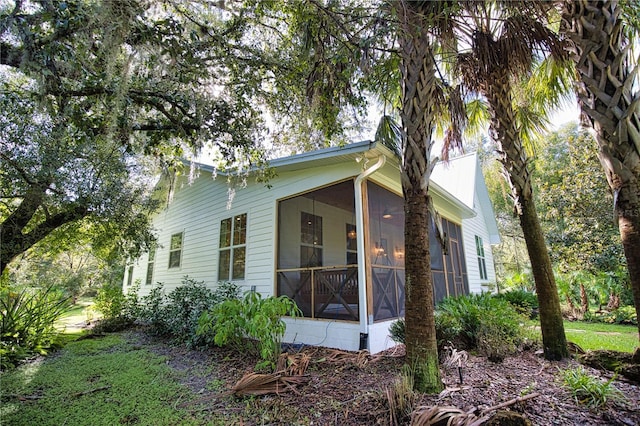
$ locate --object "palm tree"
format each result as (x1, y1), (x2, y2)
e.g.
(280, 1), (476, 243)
(257, 0), (456, 392)
(452, 1), (570, 360)
(392, 0), (456, 393)
(560, 0), (640, 359)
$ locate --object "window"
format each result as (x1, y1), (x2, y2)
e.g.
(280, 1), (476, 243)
(126, 265), (134, 287)
(475, 235), (488, 280)
(346, 223), (357, 264)
(300, 212), (322, 267)
(145, 247), (156, 285)
(169, 232), (183, 269)
(219, 213), (247, 280)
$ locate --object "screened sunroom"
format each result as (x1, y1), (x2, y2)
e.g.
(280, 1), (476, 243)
(276, 177), (469, 325)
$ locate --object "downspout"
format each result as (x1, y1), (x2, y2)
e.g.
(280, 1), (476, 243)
(354, 154), (386, 350)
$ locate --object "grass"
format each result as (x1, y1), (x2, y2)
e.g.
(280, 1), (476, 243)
(563, 320), (638, 353)
(0, 333), (231, 426)
(56, 297), (99, 333)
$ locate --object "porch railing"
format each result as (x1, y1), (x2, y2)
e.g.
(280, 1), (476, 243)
(371, 265), (405, 321)
(277, 265), (359, 321)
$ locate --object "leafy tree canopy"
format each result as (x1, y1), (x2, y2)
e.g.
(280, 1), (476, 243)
(0, 0), (299, 273)
(534, 123), (625, 274)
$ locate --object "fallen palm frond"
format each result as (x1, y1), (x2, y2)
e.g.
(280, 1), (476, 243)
(442, 346), (469, 369)
(325, 349), (370, 368)
(231, 372), (309, 397)
(438, 386), (473, 398)
(276, 352), (312, 376)
(410, 392), (541, 426)
(410, 405), (473, 426)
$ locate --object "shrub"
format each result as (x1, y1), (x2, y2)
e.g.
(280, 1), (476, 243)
(137, 278), (240, 347)
(158, 277), (218, 346)
(585, 306), (637, 326)
(389, 318), (405, 344)
(435, 293), (527, 361)
(93, 283), (139, 332)
(0, 284), (71, 369)
(561, 366), (626, 408)
(494, 289), (538, 318)
(198, 291), (301, 370)
(138, 284), (167, 335)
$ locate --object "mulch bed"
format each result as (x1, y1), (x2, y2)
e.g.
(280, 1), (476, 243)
(124, 329), (639, 425)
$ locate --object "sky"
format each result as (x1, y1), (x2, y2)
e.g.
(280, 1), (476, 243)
(548, 95), (581, 130)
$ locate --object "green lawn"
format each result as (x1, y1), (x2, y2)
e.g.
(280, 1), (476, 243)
(56, 297), (99, 333)
(0, 334), (229, 426)
(562, 320), (638, 353)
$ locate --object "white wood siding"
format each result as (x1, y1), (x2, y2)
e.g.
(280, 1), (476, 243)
(462, 191), (497, 294)
(127, 161), (363, 297)
(124, 150), (499, 353)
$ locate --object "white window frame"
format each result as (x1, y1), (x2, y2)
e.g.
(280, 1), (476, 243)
(475, 235), (488, 280)
(168, 232), (184, 269)
(145, 247), (156, 285)
(218, 213), (247, 281)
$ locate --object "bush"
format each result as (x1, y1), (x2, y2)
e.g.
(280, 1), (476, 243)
(1, 284), (71, 369)
(137, 278), (241, 347)
(584, 306), (637, 326)
(389, 318), (405, 344)
(561, 366), (626, 408)
(435, 293), (527, 361)
(197, 291), (301, 370)
(138, 284), (167, 335)
(494, 289), (538, 318)
(93, 283), (139, 332)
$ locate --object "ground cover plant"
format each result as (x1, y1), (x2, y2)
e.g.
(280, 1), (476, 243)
(2, 326), (637, 426)
(0, 333), (207, 426)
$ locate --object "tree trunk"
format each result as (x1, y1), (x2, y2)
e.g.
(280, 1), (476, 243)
(518, 197), (569, 359)
(1, 187), (89, 274)
(618, 205), (640, 362)
(396, 0), (443, 393)
(606, 293), (620, 311)
(561, 0), (640, 357)
(580, 283), (589, 315)
(484, 70), (568, 360)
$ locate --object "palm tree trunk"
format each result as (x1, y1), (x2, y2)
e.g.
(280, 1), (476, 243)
(561, 0), (640, 359)
(518, 195), (569, 359)
(485, 72), (568, 360)
(396, 0), (443, 393)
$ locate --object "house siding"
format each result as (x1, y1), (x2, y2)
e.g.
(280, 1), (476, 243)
(462, 191), (497, 294)
(127, 161), (364, 297)
(124, 146), (499, 354)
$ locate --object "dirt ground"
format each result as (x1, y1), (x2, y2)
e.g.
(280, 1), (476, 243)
(124, 329), (640, 426)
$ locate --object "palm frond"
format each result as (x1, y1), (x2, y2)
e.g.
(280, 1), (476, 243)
(375, 114), (402, 159)
(441, 85), (467, 161)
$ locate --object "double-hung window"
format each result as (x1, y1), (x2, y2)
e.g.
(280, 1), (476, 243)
(145, 247), (156, 285)
(475, 235), (488, 280)
(219, 213), (247, 280)
(169, 232), (183, 269)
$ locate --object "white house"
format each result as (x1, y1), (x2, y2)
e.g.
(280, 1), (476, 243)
(123, 141), (499, 354)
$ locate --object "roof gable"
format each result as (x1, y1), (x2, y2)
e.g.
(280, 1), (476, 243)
(431, 153), (500, 244)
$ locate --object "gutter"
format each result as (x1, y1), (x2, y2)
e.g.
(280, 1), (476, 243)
(354, 154), (386, 350)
